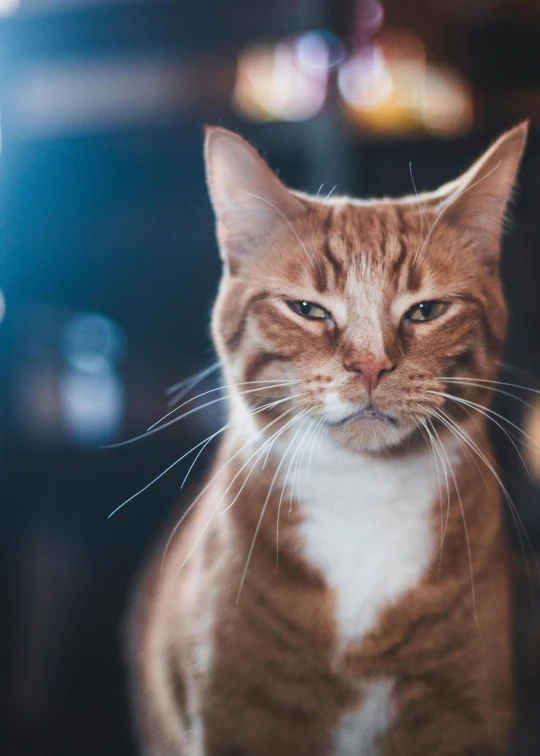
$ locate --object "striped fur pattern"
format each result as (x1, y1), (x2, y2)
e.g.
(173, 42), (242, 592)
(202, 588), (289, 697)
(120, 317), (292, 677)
(129, 123), (528, 755)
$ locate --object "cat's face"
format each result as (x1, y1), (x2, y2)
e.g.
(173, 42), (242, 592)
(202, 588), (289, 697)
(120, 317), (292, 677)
(206, 124), (527, 453)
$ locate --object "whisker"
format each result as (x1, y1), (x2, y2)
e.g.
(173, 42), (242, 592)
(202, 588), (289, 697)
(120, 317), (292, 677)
(441, 375), (540, 396)
(107, 395), (300, 519)
(324, 185), (338, 203)
(430, 406), (540, 593)
(165, 361), (221, 397)
(440, 376), (540, 417)
(497, 360), (540, 390)
(162, 402), (306, 571)
(425, 412), (481, 636)
(418, 416), (448, 569)
(237, 412), (310, 600)
(409, 161), (430, 265)
(307, 416), (324, 471)
(104, 382), (299, 449)
(166, 374), (299, 409)
(295, 418), (318, 506)
(179, 397), (287, 490)
(446, 393), (533, 480)
(424, 415), (454, 571)
(176, 409), (308, 583)
(427, 390), (540, 464)
(286, 419), (310, 514)
(315, 182), (327, 200)
(275, 417), (311, 573)
(148, 380), (301, 432)
(216, 416), (298, 523)
(219, 412), (307, 517)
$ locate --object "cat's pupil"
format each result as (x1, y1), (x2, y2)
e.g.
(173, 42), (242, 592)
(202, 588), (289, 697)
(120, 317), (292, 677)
(419, 302), (432, 317)
(300, 302), (311, 315)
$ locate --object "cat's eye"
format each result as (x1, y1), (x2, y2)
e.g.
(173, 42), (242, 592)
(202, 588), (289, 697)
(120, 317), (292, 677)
(406, 301), (448, 323)
(288, 301), (330, 320)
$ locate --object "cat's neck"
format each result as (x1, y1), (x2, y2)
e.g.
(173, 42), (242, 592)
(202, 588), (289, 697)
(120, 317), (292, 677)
(227, 408), (464, 647)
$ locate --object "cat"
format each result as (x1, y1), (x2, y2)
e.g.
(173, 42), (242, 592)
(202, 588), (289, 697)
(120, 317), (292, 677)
(128, 121), (528, 756)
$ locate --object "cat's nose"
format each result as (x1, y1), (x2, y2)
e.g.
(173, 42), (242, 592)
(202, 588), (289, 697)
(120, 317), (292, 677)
(344, 356), (396, 392)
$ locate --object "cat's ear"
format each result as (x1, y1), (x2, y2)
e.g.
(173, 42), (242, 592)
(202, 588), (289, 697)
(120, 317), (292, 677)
(204, 127), (305, 271)
(438, 121), (528, 264)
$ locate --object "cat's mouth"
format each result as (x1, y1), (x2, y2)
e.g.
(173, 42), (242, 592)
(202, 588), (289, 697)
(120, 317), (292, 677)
(335, 405), (398, 427)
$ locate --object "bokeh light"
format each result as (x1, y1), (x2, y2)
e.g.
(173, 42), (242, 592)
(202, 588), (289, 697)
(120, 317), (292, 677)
(232, 33), (333, 122)
(295, 30), (345, 70)
(59, 313), (126, 446)
(60, 312), (125, 375)
(339, 26), (473, 137)
(0, 289), (6, 324)
(0, 0), (19, 16)
(338, 44), (393, 110)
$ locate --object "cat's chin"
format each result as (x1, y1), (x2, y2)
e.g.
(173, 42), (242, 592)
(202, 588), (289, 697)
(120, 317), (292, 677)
(327, 417), (417, 454)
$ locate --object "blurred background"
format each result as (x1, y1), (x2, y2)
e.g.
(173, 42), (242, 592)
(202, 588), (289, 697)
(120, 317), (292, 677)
(1, 0), (540, 753)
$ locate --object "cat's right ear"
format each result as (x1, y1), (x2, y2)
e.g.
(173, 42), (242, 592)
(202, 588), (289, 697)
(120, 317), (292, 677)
(204, 127), (305, 272)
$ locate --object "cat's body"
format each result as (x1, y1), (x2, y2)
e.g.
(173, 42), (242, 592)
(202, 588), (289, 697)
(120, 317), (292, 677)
(129, 124), (527, 755)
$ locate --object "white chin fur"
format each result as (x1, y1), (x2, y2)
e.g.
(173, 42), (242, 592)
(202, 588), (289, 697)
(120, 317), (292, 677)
(331, 419), (416, 453)
(320, 391), (414, 452)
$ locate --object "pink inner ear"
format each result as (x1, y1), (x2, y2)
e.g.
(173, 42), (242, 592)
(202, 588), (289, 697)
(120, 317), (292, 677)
(204, 127), (306, 267)
(434, 123), (527, 259)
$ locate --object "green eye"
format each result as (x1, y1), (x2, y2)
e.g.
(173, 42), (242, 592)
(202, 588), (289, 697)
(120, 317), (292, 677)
(406, 301), (448, 322)
(288, 301), (330, 320)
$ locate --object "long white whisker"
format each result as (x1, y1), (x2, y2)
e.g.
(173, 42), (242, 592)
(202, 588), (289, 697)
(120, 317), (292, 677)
(104, 383), (300, 449)
(427, 390), (540, 467)
(164, 404), (306, 572)
(428, 413), (481, 636)
(441, 375), (540, 396)
(497, 360), (540, 390)
(307, 417), (324, 471)
(446, 393), (532, 480)
(176, 410), (308, 587)
(166, 361), (221, 398)
(295, 418), (317, 506)
(285, 419), (310, 514)
(418, 417), (448, 567)
(179, 397), (287, 490)
(424, 416), (453, 570)
(107, 395), (299, 519)
(148, 380), (301, 432)
(409, 161), (430, 263)
(428, 402), (491, 493)
(431, 406), (540, 590)
(274, 417), (311, 573)
(216, 417), (298, 525)
(236, 412), (310, 600)
(324, 185), (337, 203)
(441, 377), (540, 418)
(219, 412), (307, 517)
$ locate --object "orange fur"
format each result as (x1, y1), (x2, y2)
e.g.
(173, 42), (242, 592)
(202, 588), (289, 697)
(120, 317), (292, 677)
(129, 123), (528, 755)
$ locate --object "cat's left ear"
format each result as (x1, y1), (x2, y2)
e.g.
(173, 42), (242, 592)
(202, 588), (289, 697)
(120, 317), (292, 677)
(438, 121), (528, 264)
(204, 127), (306, 272)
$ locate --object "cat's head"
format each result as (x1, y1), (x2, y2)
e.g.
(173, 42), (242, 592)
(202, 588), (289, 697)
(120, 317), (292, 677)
(205, 123), (527, 453)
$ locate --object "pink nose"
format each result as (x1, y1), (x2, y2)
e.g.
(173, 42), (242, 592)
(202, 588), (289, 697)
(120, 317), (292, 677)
(344, 357), (395, 392)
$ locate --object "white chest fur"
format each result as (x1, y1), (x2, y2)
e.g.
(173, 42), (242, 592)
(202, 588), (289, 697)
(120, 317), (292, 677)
(287, 434), (450, 755)
(333, 680), (394, 756)
(294, 434), (444, 647)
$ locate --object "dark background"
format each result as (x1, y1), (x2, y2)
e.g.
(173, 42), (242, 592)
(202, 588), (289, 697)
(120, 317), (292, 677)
(1, 1), (540, 754)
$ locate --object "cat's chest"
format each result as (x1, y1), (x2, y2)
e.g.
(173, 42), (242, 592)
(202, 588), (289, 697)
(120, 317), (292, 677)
(292, 438), (443, 647)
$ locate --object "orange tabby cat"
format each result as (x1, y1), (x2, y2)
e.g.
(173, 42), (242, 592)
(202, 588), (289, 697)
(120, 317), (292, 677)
(129, 122), (528, 755)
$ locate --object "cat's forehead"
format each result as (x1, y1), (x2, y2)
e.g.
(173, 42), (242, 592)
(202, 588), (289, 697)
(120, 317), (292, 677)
(298, 200), (426, 296)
